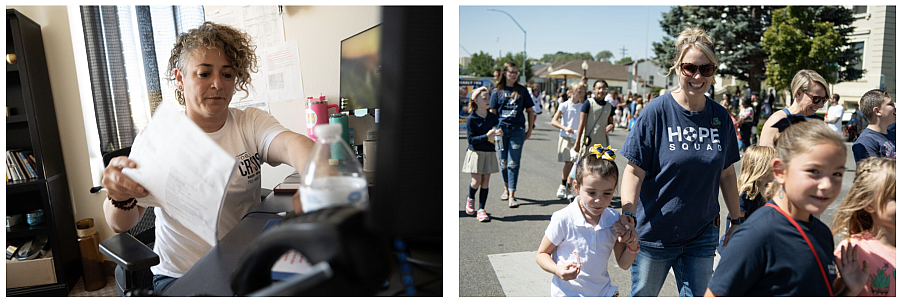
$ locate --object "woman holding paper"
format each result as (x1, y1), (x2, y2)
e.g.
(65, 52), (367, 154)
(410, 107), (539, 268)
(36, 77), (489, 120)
(101, 22), (314, 294)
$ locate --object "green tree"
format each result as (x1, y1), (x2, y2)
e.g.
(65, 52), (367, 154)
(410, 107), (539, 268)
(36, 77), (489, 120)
(762, 6), (861, 103)
(541, 51), (594, 63)
(595, 50), (614, 62)
(652, 6), (779, 95)
(614, 57), (634, 65)
(497, 51), (535, 83)
(468, 51), (495, 77)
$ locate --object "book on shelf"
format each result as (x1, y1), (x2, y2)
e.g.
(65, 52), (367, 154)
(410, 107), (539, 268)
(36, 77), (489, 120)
(6, 151), (23, 181)
(6, 149), (36, 181)
(16, 151), (37, 179)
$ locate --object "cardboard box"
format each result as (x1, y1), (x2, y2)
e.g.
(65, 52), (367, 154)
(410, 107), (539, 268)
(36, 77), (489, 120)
(6, 251), (56, 289)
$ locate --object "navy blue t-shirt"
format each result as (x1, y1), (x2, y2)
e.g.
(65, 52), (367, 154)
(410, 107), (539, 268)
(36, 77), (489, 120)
(466, 111), (500, 152)
(708, 204), (837, 296)
(489, 85), (534, 128)
(851, 128), (896, 165)
(739, 191), (767, 218)
(621, 93), (740, 248)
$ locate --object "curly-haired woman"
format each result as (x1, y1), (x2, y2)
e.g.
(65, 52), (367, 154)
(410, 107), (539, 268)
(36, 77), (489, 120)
(101, 22), (315, 293)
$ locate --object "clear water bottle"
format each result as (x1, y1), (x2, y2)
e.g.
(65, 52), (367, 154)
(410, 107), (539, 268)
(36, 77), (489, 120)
(493, 127), (503, 152)
(298, 124), (369, 213)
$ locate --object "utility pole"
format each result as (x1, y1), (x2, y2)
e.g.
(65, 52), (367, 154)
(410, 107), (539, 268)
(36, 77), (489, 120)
(619, 46), (628, 61)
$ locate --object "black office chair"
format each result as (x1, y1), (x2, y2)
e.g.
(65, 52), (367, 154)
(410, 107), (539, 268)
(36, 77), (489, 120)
(92, 147), (160, 296)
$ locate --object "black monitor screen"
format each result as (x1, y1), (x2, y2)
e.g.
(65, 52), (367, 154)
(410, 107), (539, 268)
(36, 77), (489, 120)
(340, 24), (381, 110)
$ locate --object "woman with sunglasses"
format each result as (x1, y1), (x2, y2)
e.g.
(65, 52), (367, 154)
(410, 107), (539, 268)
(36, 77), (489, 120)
(489, 62), (536, 208)
(618, 27), (742, 297)
(758, 70), (830, 147)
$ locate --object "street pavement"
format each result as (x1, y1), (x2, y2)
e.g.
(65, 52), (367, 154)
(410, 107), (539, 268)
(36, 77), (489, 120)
(457, 108), (859, 297)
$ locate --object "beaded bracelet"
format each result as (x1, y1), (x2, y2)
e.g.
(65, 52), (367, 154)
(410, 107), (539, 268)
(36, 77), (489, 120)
(626, 243), (640, 254)
(108, 195), (138, 211)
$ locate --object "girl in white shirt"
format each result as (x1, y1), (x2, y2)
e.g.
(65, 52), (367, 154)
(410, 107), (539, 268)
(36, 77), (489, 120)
(536, 145), (639, 296)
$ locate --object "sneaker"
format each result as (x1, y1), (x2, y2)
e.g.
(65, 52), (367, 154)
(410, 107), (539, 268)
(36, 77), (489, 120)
(477, 209), (490, 222)
(556, 185), (566, 198)
(465, 197), (475, 215)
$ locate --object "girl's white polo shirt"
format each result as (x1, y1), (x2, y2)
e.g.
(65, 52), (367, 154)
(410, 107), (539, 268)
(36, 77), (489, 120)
(558, 99), (583, 138)
(545, 198), (620, 297)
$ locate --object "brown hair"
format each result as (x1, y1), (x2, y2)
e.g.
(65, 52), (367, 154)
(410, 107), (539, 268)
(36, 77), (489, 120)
(167, 22), (258, 106)
(494, 62), (523, 104)
(858, 89), (889, 121)
(468, 86), (490, 113)
(830, 157), (895, 237)
(574, 147), (619, 190)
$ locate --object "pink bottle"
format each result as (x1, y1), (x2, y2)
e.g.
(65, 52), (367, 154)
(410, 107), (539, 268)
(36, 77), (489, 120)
(306, 94), (338, 141)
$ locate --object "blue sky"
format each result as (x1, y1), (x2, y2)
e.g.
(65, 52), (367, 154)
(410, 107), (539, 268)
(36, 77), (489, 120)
(459, 6), (673, 63)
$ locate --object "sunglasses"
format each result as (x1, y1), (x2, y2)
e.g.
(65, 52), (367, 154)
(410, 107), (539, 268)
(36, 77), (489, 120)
(679, 63), (717, 77)
(802, 91), (828, 104)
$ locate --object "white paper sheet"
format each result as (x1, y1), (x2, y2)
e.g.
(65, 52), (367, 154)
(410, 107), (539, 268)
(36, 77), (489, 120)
(122, 101), (237, 246)
(262, 40), (303, 103)
(207, 5), (288, 112)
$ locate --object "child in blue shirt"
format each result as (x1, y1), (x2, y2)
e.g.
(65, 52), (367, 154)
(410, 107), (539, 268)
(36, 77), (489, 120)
(852, 89), (896, 165)
(706, 120), (868, 296)
(462, 87), (501, 222)
(717, 145), (776, 256)
(536, 145), (638, 296)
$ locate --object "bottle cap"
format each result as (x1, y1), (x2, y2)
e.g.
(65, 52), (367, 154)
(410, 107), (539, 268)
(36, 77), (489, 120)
(314, 123), (342, 138)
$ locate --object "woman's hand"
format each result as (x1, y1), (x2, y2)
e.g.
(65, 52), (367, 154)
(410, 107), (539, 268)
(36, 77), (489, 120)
(564, 127), (575, 135)
(835, 243), (870, 296)
(102, 156), (149, 201)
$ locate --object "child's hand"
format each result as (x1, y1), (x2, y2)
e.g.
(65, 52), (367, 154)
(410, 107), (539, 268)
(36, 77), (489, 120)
(557, 252), (581, 281)
(836, 243), (870, 296)
(565, 127), (575, 134)
(614, 214), (636, 243)
(721, 224), (738, 247)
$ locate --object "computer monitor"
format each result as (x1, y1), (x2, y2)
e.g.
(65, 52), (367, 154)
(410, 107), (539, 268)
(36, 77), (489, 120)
(339, 24), (381, 111)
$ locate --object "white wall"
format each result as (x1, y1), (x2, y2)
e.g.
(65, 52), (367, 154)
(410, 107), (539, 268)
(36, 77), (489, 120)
(5, 6), (381, 242)
(206, 5), (381, 190)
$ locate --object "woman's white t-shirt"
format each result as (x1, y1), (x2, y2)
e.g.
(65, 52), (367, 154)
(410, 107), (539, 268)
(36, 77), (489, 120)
(138, 107), (288, 278)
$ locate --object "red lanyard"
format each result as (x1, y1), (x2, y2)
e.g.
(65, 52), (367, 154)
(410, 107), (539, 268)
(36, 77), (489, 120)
(765, 203), (834, 296)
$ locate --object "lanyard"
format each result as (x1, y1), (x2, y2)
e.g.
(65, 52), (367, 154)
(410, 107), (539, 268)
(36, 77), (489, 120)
(764, 203), (834, 296)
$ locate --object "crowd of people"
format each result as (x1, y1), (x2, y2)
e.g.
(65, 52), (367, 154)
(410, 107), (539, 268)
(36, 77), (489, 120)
(462, 26), (896, 297)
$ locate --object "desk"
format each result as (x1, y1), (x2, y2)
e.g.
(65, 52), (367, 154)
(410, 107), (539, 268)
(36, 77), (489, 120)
(164, 181), (438, 296)
(164, 192), (292, 296)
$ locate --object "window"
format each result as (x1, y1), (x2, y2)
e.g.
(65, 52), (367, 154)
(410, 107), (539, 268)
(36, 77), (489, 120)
(80, 5), (204, 155)
(851, 41), (865, 73)
(649, 75), (654, 85)
(852, 6), (867, 15)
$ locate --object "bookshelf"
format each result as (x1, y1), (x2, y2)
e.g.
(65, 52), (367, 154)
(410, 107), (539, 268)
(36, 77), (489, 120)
(6, 9), (81, 296)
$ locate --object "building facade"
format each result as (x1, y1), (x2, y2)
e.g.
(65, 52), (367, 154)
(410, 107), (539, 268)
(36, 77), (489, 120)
(831, 5), (896, 110)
